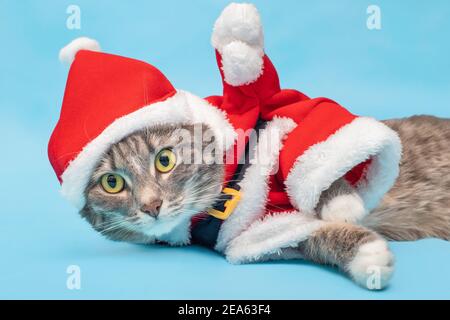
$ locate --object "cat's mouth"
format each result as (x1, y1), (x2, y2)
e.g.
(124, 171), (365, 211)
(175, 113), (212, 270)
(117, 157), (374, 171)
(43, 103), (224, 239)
(134, 205), (198, 225)
(138, 198), (218, 236)
(135, 211), (191, 237)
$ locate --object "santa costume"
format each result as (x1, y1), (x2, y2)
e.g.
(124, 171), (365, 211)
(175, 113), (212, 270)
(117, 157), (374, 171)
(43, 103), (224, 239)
(48, 3), (401, 263)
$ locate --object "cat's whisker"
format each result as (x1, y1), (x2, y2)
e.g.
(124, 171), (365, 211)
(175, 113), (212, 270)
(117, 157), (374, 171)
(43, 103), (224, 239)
(99, 221), (128, 233)
(96, 218), (122, 228)
(182, 197), (220, 207)
(185, 184), (224, 197)
(184, 192), (222, 200)
(96, 216), (132, 228)
(99, 217), (135, 233)
(186, 178), (242, 196)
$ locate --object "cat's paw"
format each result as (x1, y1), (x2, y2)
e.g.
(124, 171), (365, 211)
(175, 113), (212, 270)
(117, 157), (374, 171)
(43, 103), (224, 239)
(211, 3), (264, 86)
(320, 194), (367, 224)
(347, 240), (395, 290)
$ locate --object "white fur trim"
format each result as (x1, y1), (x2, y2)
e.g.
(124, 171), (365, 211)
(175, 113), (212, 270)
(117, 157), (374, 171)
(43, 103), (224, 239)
(212, 3), (264, 86)
(61, 90), (236, 209)
(225, 212), (325, 264)
(59, 37), (101, 65)
(347, 239), (394, 290)
(285, 117), (402, 214)
(215, 117), (296, 252)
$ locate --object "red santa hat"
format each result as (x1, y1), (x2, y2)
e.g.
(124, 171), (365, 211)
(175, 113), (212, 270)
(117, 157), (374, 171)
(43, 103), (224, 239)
(48, 37), (236, 209)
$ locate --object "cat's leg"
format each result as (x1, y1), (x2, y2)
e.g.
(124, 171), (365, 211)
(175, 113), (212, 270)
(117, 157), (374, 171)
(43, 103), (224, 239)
(316, 177), (367, 224)
(297, 222), (394, 290)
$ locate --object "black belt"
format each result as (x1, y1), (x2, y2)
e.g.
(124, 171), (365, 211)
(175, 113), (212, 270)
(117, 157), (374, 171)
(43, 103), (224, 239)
(191, 119), (267, 249)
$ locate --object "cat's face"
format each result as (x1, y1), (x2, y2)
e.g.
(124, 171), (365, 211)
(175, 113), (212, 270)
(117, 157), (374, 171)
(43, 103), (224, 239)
(80, 124), (224, 243)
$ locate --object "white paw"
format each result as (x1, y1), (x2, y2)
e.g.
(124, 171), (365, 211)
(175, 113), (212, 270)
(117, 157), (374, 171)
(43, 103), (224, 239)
(348, 240), (395, 290)
(320, 194), (367, 223)
(211, 3), (264, 86)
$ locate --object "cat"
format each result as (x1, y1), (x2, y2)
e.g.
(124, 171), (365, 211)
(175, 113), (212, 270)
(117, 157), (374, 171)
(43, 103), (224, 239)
(47, 3), (448, 290)
(80, 115), (449, 288)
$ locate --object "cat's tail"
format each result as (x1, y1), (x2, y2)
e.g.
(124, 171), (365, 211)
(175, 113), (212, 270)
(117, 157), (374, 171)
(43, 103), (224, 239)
(362, 199), (450, 241)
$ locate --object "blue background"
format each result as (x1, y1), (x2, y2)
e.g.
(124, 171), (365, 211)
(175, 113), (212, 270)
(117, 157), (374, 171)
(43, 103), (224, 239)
(0, 0), (449, 299)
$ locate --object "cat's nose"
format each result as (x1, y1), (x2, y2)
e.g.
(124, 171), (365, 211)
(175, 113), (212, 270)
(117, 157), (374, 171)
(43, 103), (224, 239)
(141, 199), (163, 218)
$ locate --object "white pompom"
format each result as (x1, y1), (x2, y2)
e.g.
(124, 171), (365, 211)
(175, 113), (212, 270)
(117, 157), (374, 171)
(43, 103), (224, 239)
(211, 3), (264, 53)
(212, 3), (265, 86)
(59, 37), (101, 65)
(221, 41), (264, 86)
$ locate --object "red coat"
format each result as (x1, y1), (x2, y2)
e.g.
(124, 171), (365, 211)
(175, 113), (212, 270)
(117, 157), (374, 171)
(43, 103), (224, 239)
(200, 49), (401, 260)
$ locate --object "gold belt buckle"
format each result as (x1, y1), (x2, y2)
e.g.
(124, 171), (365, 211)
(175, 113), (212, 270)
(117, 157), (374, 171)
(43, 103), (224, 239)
(208, 187), (242, 220)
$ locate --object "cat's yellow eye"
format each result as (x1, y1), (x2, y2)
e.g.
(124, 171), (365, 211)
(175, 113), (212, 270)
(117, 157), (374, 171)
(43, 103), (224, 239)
(155, 148), (176, 173)
(100, 174), (125, 194)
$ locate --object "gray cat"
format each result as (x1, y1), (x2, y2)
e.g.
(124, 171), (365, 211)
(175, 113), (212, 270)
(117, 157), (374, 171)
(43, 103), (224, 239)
(49, 3), (449, 290)
(81, 115), (449, 289)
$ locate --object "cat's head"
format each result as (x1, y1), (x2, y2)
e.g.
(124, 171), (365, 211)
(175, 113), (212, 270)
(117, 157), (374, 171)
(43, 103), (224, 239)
(80, 124), (224, 243)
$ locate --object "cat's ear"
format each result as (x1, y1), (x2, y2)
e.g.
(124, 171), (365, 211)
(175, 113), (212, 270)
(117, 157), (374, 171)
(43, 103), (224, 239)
(59, 37), (101, 66)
